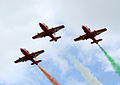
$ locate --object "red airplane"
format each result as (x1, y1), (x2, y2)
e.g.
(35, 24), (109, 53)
(14, 48), (44, 65)
(74, 25), (107, 44)
(32, 23), (65, 42)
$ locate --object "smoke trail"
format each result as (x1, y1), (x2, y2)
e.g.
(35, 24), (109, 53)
(68, 56), (102, 85)
(98, 44), (120, 76)
(37, 65), (60, 85)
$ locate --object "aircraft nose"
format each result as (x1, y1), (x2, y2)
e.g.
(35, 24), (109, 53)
(39, 23), (42, 27)
(82, 25), (86, 30)
(82, 25), (85, 28)
(20, 48), (23, 51)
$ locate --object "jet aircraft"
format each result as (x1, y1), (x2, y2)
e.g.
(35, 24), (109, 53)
(14, 48), (44, 65)
(32, 23), (65, 42)
(74, 25), (107, 44)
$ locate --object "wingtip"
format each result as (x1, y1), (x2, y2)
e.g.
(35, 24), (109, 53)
(14, 61), (17, 63)
(32, 36), (35, 39)
(42, 50), (45, 53)
(105, 28), (107, 31)
(74, 38), (77, 41)
(62, 25), (65, 28)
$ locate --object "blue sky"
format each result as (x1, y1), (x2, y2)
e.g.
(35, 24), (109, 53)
(0, 0), (120, 85)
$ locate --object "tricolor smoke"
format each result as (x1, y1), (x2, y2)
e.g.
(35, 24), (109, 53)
(68, 56), (102, 85)
(37, 65), (60, 85)
(98, 44), (120, 76)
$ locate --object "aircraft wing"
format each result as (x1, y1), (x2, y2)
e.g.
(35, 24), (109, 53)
(32, 32), (46, 39)
(14, 56), (26, 63)
(31, 50), (44, 58)
(74, 34), (88, 41)
(92, 28), (107, 36)
(49, 25), (65, 34)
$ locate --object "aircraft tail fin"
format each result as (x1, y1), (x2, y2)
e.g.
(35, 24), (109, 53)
(91, 39), (102, 44)
(50, 36), (61, 42)
(31, 60), (42, 65)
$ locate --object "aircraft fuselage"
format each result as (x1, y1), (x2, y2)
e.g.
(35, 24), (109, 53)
(39, 23), (57, 41)
(20, 48), (38, 65)
(82, 25), (98, 44)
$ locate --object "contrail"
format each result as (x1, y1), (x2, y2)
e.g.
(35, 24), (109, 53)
(67, 56), (102, 85)
(98, 44), (120, 76)
(37, 65), (60, 85)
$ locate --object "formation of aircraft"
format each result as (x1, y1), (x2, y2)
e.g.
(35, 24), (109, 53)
(74, 25), (107, 44)
(14, 48), (44, 65)
(14, 23), (107, 65)
(32, 23), (65, 42)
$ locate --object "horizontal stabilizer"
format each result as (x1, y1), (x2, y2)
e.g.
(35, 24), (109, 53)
(31, 60), (42, 65)
(97, 39), (102, 42)
(74, 37), (81, 41)
(50, 36), (61, 42)
(91, 39), (102, 44)
(74, 38), (78, 41)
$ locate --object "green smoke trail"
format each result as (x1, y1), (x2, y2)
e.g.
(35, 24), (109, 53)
(98, 44), (120, 76)
(68, 56), (102, 85)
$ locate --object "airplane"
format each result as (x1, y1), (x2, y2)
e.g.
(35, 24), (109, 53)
(14, 48), (44, 65)
(74, 25), (107, 44)
(32, 23), (65, 42)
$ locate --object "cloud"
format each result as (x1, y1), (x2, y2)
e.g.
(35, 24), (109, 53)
(50, 0), (120, 31)
(0, 0), (120, 85)
(0, 0), (72, 84)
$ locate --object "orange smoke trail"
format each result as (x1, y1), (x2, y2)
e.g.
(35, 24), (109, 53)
(37, 65), (60, 85)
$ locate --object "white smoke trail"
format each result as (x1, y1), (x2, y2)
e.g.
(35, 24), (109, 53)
(68, 56), (102, 85)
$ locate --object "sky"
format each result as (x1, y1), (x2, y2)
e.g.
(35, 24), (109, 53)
(0, 0), (120, 85)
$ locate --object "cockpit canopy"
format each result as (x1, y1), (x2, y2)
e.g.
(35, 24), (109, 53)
(24, 48), (29, 53)
(43, 23), (48, 28)
(85, 26), (91, 31)
(88, 28), (91, 31)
